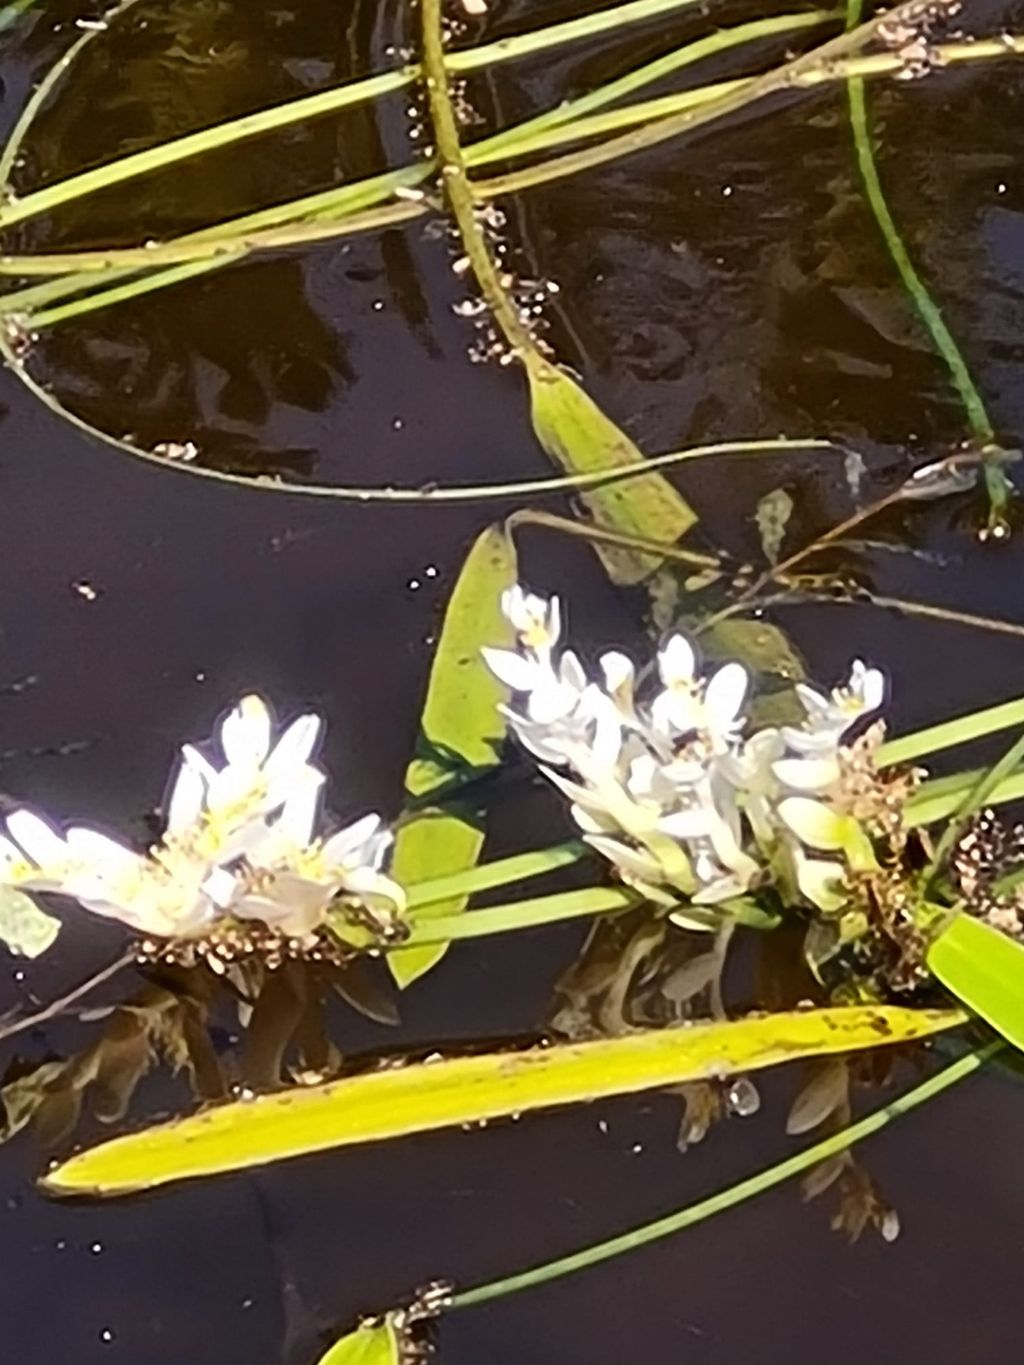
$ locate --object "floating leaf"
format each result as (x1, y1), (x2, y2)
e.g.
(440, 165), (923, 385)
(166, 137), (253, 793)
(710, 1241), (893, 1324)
(527, 361), (696, 585)
(754, 486), (794, 565)
(928, 913), (1024, 1052)
(389, 525), (517, 988)
(43, 1005), (963, 1197)
(316, 1317), (401, 1365)
(0, 887), (60, 958)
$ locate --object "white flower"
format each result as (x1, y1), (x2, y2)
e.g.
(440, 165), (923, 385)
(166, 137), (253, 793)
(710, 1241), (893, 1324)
(501, 584), (562, 653)
(233, 810), (405, 939)
(0, 813), (228, 938)
(485, 647), (586, 726)
(0, 694), (402, 948)
(651, 634), (702, 733)
(788, 661), (885, 751)
(178, 694), (323, 842)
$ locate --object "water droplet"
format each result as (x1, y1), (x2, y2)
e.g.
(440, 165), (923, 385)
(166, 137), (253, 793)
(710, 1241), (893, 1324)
(726, 1077), (761, 1117)
(90, 1242), (104, 1254)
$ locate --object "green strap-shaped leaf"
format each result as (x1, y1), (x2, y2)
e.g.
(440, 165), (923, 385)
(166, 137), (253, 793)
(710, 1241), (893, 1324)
(526, 361), (697, 585)
(42, 1005), (962, 1197)
(388, 525), (517, 988)
(928, 913), (1024, 1052)
(316, 1317), (400, 1365)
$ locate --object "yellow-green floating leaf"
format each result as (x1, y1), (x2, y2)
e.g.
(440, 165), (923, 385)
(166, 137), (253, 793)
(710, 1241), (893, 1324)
(389, 525), (517, 987)
(527, 360), (696, 585)
(316, 1317), (401, 1365)
(928, 913), (1024, 1052)
(43, 1005), (962, 1197)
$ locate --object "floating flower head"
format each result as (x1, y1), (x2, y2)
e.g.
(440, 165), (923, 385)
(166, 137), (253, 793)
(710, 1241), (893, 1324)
(0, 694), (403, 957)
(484, 584), (897, 938)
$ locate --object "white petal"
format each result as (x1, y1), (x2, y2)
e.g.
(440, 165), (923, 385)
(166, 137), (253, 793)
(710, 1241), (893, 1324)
(220, 695), (272, 769)
(795, 851), (848, 912)
(481, 647), (540, 693)
(0, 834), (25, 872)
(560, 650), (588, 693)
(275, 770), (325, 846)
(7, 810), (68, 868)
(658, 807), (715, 839)
(166, 758), (206, 835)
(65, 828), (142, 874)
(528, 679), (576, 725)
(850, 660), (885, 713)
(322, 812), (384, 867)
(704, 663), (748, 732)
(340, 865), (406, 912)
(778, 797), (847, 851)
(201, 866), (240, 909)
(585, 835), (662, 882)
(795, 682), (832, 719)
(180, 743), (218, 784)
(658, 633), (696, 686)
(265, 713), (322, 783)
(773, 756), (840, 792)
(600, 651), (633, 695)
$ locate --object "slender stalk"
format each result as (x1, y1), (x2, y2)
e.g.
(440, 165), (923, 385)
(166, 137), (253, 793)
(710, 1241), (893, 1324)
(472, 0), (968, 199)
(4, 35), (1022, 321)
(482, 10), (836, 160)
(0, 947), (135, 1043)
(450, 1044), (997, 1307)
(843, 0), (1009, 532)
(879, 694), (1024, 767)
(402, 887), (641, 946)
(0, 0), (711, 231)
(405, 842), (586, 909)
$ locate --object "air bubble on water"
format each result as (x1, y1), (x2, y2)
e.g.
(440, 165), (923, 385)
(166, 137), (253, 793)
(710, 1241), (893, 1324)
(12, 969), (25, 983)
(631, 1142), (644, 1155)
(90, 1242), (104, 1255)
(408, 579), (421, 591)
(726, 1077), (761, 1117)
(425, 565), (438, 578)
(372, 300), (384, 311)
(392, 417), (405, 431)
(997, 182), (1008, 194)
(99, 1328), (115, 1344)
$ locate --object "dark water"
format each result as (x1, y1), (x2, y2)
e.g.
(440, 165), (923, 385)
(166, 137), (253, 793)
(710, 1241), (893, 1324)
(2, 1), (1024, 1361)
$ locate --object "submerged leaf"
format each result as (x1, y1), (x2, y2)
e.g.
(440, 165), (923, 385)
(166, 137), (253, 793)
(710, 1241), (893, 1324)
(389, 525), (516, 987)
(786, 1057), (849, 1135)
(0, 887), (60, 958)
(316, 1316), (401, 1365)
(754, 486), (794, 565)
(527, 361), (696, 585)
(928, 913), (1024, 1051)
(43, 1005), (963, 1196)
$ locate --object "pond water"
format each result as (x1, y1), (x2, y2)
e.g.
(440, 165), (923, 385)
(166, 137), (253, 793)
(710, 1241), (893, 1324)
(2, 0), (1024, 1360)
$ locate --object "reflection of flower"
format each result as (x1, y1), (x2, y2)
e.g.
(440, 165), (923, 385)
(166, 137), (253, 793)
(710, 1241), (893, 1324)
(0, 695), (402, 948)
(484, 584), (889, 925)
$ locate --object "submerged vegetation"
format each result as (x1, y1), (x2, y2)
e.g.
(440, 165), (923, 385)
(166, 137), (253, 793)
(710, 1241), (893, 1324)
(3, 0), (1024, 1360)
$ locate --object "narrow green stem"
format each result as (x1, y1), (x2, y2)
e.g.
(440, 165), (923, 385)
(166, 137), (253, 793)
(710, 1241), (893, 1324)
(450, 1043), (997, 1308)
(0, 0), (709, 231)
(402, 887), (640, 947)
(879, 694), (1024, 767)
(844, 0), (1009, 532)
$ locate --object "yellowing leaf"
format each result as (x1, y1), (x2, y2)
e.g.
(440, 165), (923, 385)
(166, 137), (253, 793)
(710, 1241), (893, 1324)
(42, 1005), (963, 1197)
(927, 912), (1024, 1052)
(316, 1317), (401, 1365)
(0, 886), (60, 957)
(527, 360), (696, 585)
(389, 525), (516, 987)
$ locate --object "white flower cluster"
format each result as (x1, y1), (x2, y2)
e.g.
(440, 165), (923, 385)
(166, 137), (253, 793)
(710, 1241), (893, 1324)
(484, 586), (886, 924)
(0, 696), (403, 944)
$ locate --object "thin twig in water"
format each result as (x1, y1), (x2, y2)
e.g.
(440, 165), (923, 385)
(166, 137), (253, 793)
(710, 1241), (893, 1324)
(0, 947), (135, 1043)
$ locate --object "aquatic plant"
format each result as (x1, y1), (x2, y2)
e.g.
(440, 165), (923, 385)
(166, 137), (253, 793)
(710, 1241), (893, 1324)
(3, 1), (1024, 1361)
